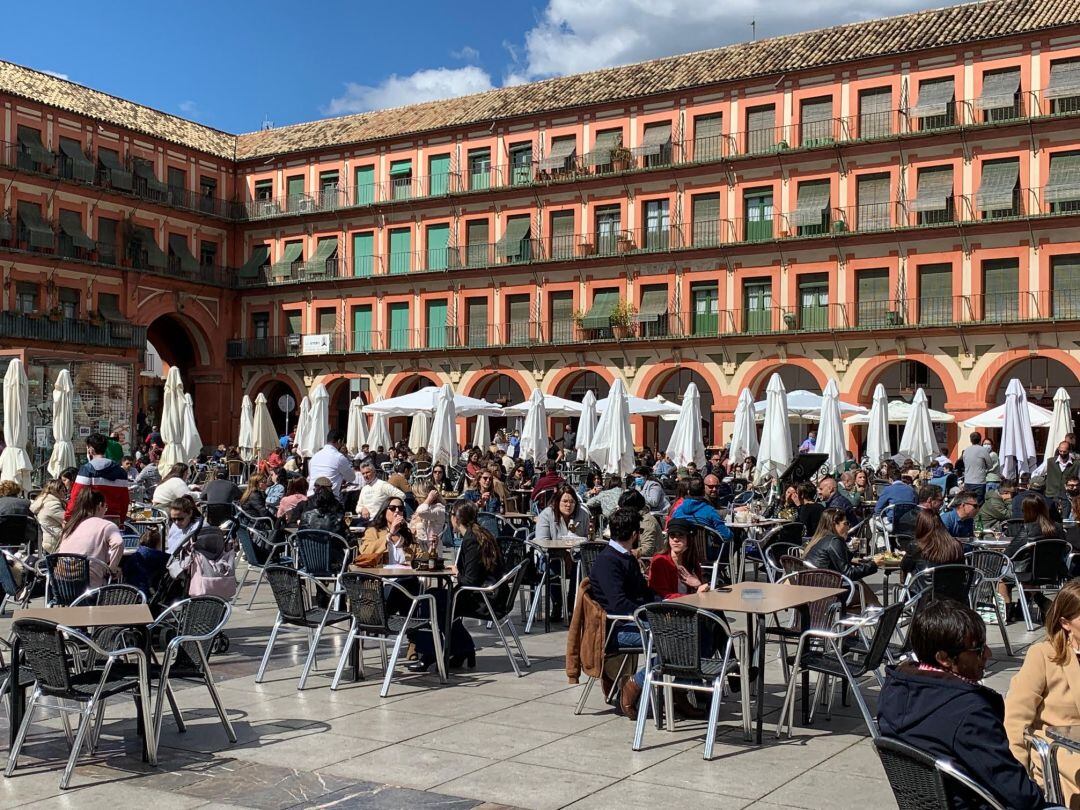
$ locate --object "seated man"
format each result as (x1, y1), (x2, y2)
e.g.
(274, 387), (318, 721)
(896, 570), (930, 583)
(878, 600), (1056, 810)
(978, 480), (1016, 531)
(941, 492), (978, 539)
(817, 475), (857, 525)
(875, 467), (917, 516)
(893, 484), (944, 538)
(670, 477), (732, 542)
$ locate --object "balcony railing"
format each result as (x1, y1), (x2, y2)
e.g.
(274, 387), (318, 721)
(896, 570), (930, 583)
(0, 310), (146, 349)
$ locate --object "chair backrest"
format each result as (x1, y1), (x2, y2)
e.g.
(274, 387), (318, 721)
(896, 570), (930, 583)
(761, 521), (806, 547)
(531, 487), (557, 513)
(874, 736), (1007, 810)
(778, 569), (851, 628)
(639, 601), (724, 680)
(45, 553), (92, 606)
(339, 571), (392, 633)
(205, 501), (236, 527)
(907, 564), (983, 610)
(964, 550), (1010, 581)
(0, 512), (40, 552)
(1011, 538), (1071, 588)
(763, 542), (802, 581)
(490, 560), (531, 620)
(12, 618), (73, 696)
(576, 541), (608, 579)
(234, 522), (270, 566)
(264, 565), (309, 623)
(71, 583), (146, 606)
(780, 553), (808, 576)
(1002, 518), (1026, 538)
(294, 529), (350, 578)
(862, 601), (907, 672)
(171, 595), (230, 669)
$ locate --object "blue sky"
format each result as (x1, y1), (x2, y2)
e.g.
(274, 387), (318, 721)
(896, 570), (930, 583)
(5, 0), (962, 133)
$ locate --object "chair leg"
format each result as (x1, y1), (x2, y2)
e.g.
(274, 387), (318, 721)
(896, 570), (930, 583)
(574, 676), (596, 715)
(89, 697), (109, 753)
(255, 617), (282, 683)
(776, 664), (800, 738)
(489, 612), (522, 677)
(847, 679), (879, 739)
(380, 630), (410, 698)
(165, 682), (186, 733)
(195, 646), (236, 743)
(299, 620), (330, 690)
(704, 677), (724, 761)
(6, 688), (39, 776)
(524, 580), (543, 634)
(1018, 587), (1036, 632)
(632, 672), (652, 751)
(60, 703), (95, 789)
(503, 616), (530, 669)
(993, 595), (1013, 657)
(331, 622), (358, 691)
(234, 565), (251, 605)
(246, 567), (266, 610)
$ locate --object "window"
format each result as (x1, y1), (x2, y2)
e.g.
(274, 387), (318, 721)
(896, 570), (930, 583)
(856, 269), (891, 327)
(637, 285), (669, 338)
(796, 275), (829, 330)
(254, 179), (273, 200)
(548, 290), (575, 342)
(589, 129), (623, 173)
(352, 305), (373, 352)
(426, 299), (448, 348)
(388, 228), (411, 274)
(549, 211), (575, 260)
(56, 210), (94, 258)
(97, 293), (122, 322)
(466, 298), (488, 347)
(468, 149), (491, 191)
(17, 201), (54, 251)
(978, 68), (1021, 122)
(200, 241), (217, 267)
(793, 180), (831, 236)
(252, 313), (270, 341)
(354, 164), (375, 206)
(642, 199), (670, 250)
(641, 122), (673, 167)
(97, 217), (118, 264)
(285, 311), (302, 336)
(745, 105), (777, 154)
(251, 179), (276, 217)
(58, 287), (80, 319)
(1046, 59), (1080, 116)
(199, 176), (217, 213)
(594, 205), (621, 255)
(977, 158), (1020, 219)
(982, 258), (1019, 322)
(310, 237), (338, 279)
(272, 241), (303, 281)
(426, 223), (450, 271)
(352, 231), (374, 277)
(510, 143), (533, 185)
(856, 174), (891, 230)
(912, 77), (955, 131)
(691, 193), (721, 247)
(286, 174), (305, 212)
(580, 289), (619, 338)
(800, 97), (833, 146)
(505, 294), (532, 345)
(387, 303), (410, 350)
(743, 279), (772, 333)
(1052, 255), (1080, 319)
(497, 216), (532, 264)
(16, 282), (38, 314)
(693, 114), (723, 161)
(58, 136), (94, 183)
(912, 165), (954, 225)
(317, 307), (336, 335)
(538, 136), (576, 176)
(168, 234), (198, 276)
(16, 125), (52, 172)
(744, 188), (774, 241)
(390, 160), (412, 200)
(133, 158), (166, 200)
(97, 147), (132, 192)
(428, 154), (451, 196)
(466, 219), (489, 267)
(1045, 151), (1080, 213)
(167, 167), (187, 203)
(858, 87), (892, 139)
(918, 264), (953, 324)
(318, 170), (340, 209)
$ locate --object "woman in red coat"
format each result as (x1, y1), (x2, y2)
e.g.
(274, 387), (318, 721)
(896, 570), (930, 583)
(648, 518), (711, 599)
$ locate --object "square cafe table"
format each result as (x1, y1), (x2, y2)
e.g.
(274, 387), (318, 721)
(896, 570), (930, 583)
(8, 604), (156, 748)
(678, 581), (846, 744)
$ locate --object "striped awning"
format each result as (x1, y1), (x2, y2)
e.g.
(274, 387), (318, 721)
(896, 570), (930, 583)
(18, 204), (54, 249)
(635, 287), (669, 323)
(1045, 152), (1080, 203)
(581, 289), (620, 329)
(17, 128), (54, 168)
(910, 79), (955, 118)
(1046, 60), (1080, 100)
(910, 167), (953, 212)
(58, 211), (95, 250)
(640, 123), (672, 156)
(976, 70), (1020, 110)
(132, 226), (167, 269)
(538, 138), (576, 172)
(169, 236), (199, 275)
(59, 139), (96, 183)
(133, 159), (167, 194)
(240, 244), (270, 278)
(976, 160), (1019, 210)
(98, 150), (133, 191)
(791, 181), (831, 226)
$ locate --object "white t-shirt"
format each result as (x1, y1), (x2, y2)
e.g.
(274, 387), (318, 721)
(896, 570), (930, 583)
(152, 477), (191, 506)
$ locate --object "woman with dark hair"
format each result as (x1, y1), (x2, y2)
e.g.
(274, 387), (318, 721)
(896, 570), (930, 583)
(901, 509), (964, 579)
(534, 484), (590, 622)
(299, 484), (349, 538)
(461, 469), (503, 514)
(152, 462), (191, 506)
(238, 472), (272, 519)
(648, 518), (710, 599)
(1008, 495), (1065, 555)
(430, 463), (452, 494)
(356, 495), (415, 566)
(465, 449), (484, 480)
(802, 507), (877, 585)
(57, 489), (123, 586)
(265, 468), (288, 510)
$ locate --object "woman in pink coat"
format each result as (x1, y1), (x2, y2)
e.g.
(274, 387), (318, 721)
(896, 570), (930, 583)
(57, 489), (124, 587)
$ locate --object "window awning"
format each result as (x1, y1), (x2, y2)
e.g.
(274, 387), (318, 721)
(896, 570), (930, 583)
(976, 70), (1020, 110)
(791, 182), (831, 226)
(58, 211), (95, 250)
(240, 245), (270, 277)
(497, 217), (532, 259)
(98, 150), (133, 191)
(581, 289), (620, 329)
(911, 79), (955, 118)
(1045, 153), (1080, 203)
(314, 239), (338, 261)
(17, 128), (54, 168)
(910, 168), (953, 212)
(58, 287), (80, 304)
(272, 241), (304, 277)
(133, 160), (167, 193)
(389, 160), (412, 176)
(132, 226), (167, 269)
(18, 205), (54, 249)
(588, 130), (622, 166)
(976, 160), (1020, 210)
(59, 139), (95, 183)
(169, 237), (199, 275)
(539, 138), (576, 171)
(801, 98), (833, 123)
(640, 123), (672, 156)
(635, 287), (669, 322)
(1046, 60), (1080, 100)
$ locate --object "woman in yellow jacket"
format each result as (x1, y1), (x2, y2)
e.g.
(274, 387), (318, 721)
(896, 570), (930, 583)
(1005, 578), (1080, 807)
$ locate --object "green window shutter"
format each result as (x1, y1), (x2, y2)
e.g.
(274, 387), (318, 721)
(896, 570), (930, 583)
(353, 305), (373, 352)
(983, 259), (1019, 322)
(59, 137), (95, 183)
(1045, 151), (1080, 207)
(57, 211), (95, 250)
(352, 231), (374, 277)
(466, 298), (489, 346)
(389, 228), (411, 274)
(744, 190), (774, 242)
(691, 193), (721, 246)
(240, 244), (270, 280)
(389, 160), (412, 176)
(797, 274), (829, 330)
(743, 280), (773, 333)
(426, 223), (450, 271)
(426, 299), (448, 348)
(286, 175), (305, 206)
(636, 285), (670, 338)
(589, 129), (622, 167)
(428, 154), (451, 196)
(308, 238), (338, 279)
(390, 160), (412, 200)
(466, 219), (489, 267)
(354, 165), (375, 205)
(918, 264), (953, 324)
(856, 174), (891, 230)
(859, 87), (892, 139)
(286, 312), (302, 335)
(581, 289), (620, 330)
(168, 234), (199, 275)
(746, 106), (776, 154)
(691, 282), (719, 335)
(857, 269), (890, 326)
(497, 216), (532, 262)
(977, 159), (1020, 214)
(506, 294), (532, 344)
(317, 308), (337, 334)
(1053, 255), (1080, 317)
(793, 180), (831, 233)
(550, 211), (575, 259)
(388, 303), (410, 350)
(468, 149), (491, 191)
(549, 291), (575, 342)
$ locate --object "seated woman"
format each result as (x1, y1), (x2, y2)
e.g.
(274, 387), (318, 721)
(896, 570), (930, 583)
(409, 484), (446, 553)
(793, 481), (824, 536)
(275, 476), (309, 522)
(121, 527), (169, 597)
(265, 469), (288, 511)
(1006, 579), (1080, 806)
(31, 478), (68, 554)
(802, 507), (878, 600)
(356, 496), (416, 567)
(430, 463), (453, 495)
(408, 501), (503, 672)
(648, 518), (710, 599)
(1007, 495), (1065, 557)
(57, 490), (124, 587)
(165, 495), (202, 554)
(151, 463), (191, 507)
(535, 484), (592, 622)
(461, 470), (503, 514)
(236, 473), (282, 564)
(901, 509), (965, 580)
(298, 484), (349, 538)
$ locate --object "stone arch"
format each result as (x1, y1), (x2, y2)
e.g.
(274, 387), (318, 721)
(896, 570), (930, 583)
(637, 363), (721, 448)
(550, 366), (615, 399)
(736, 356), (830, 398)
(978, 349), (1080, 406)
(387, 371), (442, 397)
(847, 351), (960, 407)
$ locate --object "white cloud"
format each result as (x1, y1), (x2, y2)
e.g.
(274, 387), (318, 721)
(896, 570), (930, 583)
(178, 100), (200, 117)
(325, 66), (495, 114)
(451, 45), (480, 62)
(42, 69), (69, 80)
(516, 0), (965, 79)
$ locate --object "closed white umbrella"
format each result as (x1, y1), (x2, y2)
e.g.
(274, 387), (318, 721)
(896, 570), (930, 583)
(252, 393), (279, 460)
(181, 393), (204, 461)
(427, 383), (458, 467)
(588, 378), (635, 475)
(238, 395), (255, 463)
(898, 388), (936, 467)
(815, 379), (847, 473)
(473, 413), (491, 450)
(0, 359), (31, 492)
(729, 388), (758, 466)
(754, 374), (792, 485)
(1001, 378), (1037, 480)
(294, 396), (312, 457)
(408, 411), (431, 453)
(575, 390), (598, 462)
(368, 409), (391, 452)
(306, 384), (330, 456)
(346, 397), (367, 455)
(863, 383), (891, 468)
(47, 369), (76, 478)
(1043, 387), (1074, 463)
(665, 381), (705, 468)
(158, 367), (186, 470)
(520, 388), (550, 464)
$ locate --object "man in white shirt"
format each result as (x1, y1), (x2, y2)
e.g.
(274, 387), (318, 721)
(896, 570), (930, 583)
(356, 460), (404, 519)
(306, 429), (356, 497)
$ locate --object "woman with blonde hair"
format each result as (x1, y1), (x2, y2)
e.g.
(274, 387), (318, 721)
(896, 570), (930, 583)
(1006, 579), (1080, 806)
(31, 478), (68, 553)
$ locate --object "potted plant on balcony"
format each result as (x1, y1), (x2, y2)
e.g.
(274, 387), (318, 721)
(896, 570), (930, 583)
(611, 145), (633, 173)
(571, 309), (587, 340)
(47, 306), (63, 322)
(610, 300), (638, 339)
(577, 239), (597, 257)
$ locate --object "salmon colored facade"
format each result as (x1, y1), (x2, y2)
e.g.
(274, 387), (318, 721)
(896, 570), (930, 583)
(3, 2), (1080, 455)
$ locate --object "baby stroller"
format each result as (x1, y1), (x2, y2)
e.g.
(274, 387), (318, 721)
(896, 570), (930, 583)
(149, 523), (237, 654)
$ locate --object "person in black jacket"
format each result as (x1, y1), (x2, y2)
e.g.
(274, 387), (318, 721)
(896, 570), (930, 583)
(816, 476), (857, 525)
(878, 599), (1055, 810)
(802, 508), (877, 600)
(298, 480), (348, 538)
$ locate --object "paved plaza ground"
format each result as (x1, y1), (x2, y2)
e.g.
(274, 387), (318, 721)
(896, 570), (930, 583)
(0, 568), (1039, 810)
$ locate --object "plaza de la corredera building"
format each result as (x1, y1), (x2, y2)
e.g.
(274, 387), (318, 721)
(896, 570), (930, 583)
(2, 0), (1080, 458)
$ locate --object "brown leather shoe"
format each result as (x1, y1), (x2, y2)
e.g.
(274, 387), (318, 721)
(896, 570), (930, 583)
(620, 680), (642, 721)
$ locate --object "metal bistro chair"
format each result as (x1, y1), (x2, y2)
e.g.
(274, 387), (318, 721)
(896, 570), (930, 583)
(1008, 539), (1071, 631)
(44, 553), (111, 607)
(762, 542), (804, 584)
(256, 565), (352, 690)
(765, 569), (852, 682)
(743, 522), (805, 582)
(573, 600), (642, 715)
(903, 564), (984, 612)
(293, 529), (352, 591)
(692, 525), (736, 588)
(234, 521), (290, 609)
(0, 512), (40, 555)
(6, 618), (156, 790)
(449, 560), (531, 677)
(330, 572), (447, 696)
(874, 736), (1008, 810)
(575, 541), (608, 584)
(965, 549), (1014, 657)
(632, 602), (751, 760)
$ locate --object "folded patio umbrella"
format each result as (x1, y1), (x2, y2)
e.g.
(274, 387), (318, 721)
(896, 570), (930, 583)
(728, 388), (758, 466)
(753, 374), (791, 485)
(0, 359), (32, 492)
(472, 413), (491, 450)
(898, 388), (936, 467)
(182, 393), (204, 462)
(304, 384), (330, 457)
(294, 396), (312, 457)
(252, 393), (279, 460)
(238, 395), (254, 463)
(408, 411), (430, 453)
(346, 396), (367, 456)
(520, 388), (550, 464)
(575, 390), (597, 462)
(588, 379), (634, 475)
(815, 380), (847, 473)
(1042, 387), (1074, 463)
(1001, 378), (1037, 480)
(158, 367), (186, 469)
(665, 381), (705, 468)
(862, 384), (891, 467)
(47, 369), (76, 478)
(427, 384), (458, 467)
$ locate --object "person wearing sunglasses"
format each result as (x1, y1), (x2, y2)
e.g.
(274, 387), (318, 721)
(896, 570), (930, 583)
(356, 496), (417, 567)
(878, 600), (1057, 810)
(461, 470), (504, 515)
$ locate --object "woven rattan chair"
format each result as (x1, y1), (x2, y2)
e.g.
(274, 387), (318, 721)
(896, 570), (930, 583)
(330, 572), (446, 695)
(44, 553), (110, 607)
(765, 569), (851, 681)
(964, 550), (1014, 656)
(903, 564), (984, 612)
(575, 541), (608, 582)
(1009, 539), (1071, 631)
(293, 529), (351, 584)
(449, 561), (531, 677)
(874, 736), (1008, 810)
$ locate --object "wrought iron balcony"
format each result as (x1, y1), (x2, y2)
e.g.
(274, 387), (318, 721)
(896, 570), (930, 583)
(0, 310), (146, 350)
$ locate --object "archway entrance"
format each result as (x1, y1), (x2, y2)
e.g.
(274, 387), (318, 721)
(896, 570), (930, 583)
(389, 375), (437, 443)
(141, 314), (202, 440)
(865, 360), (951, 455)
(555, 371), (611, 401)
(471, 373), (527, 442)
(647, 368), (716, 451)
(260, 379), (300, 436)
(987, 357), (1080, 452)
(752, 365), (821, 451)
